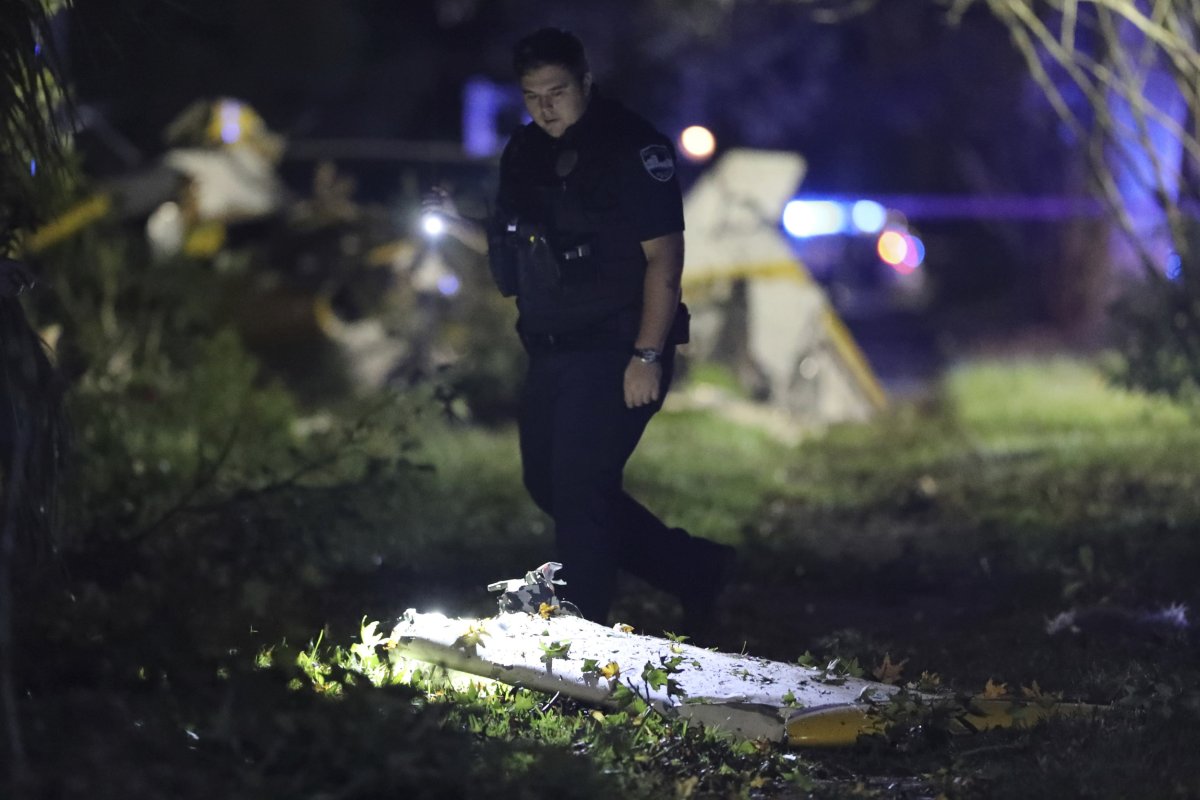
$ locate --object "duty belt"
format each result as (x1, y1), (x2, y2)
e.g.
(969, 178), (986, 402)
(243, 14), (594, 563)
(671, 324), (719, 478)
(518, 326), (626, 354)
(507, 220), (591, 262)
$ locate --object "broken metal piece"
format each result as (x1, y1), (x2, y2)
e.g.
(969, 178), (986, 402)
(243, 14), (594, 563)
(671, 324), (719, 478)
(486, 561), (581, 617)
(391, 610), (1103, 747)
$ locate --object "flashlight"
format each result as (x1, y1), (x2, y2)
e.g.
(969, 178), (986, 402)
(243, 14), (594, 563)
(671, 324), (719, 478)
(422, 212), (446, 238)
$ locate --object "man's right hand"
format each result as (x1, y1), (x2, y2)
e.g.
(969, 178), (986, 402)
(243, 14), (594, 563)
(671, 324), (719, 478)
(420, 186), (489, 255)
(421, 186), (461, 220)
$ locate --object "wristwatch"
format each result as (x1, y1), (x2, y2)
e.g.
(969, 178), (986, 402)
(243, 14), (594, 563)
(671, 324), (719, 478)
(632, 347), (662, 364)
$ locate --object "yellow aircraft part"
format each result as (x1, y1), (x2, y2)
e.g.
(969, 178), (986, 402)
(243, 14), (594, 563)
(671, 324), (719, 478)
(785, 704), (887, 747)
(681, 258), (888, 412)
(785, 697), (1102, 747)
(205, 99), (267, 146)
(25, 193), (113, 254)
(183, 221), (227, 257)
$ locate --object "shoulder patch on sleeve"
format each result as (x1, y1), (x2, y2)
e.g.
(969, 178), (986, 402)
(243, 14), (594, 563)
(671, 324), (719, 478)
(639, 144), (675, 182)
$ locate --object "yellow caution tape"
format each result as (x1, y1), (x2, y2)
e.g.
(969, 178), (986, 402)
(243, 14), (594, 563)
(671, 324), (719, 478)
(681, 259), (812, 291)
(822, 306), (888, 411)
(25, 193), (113, 254)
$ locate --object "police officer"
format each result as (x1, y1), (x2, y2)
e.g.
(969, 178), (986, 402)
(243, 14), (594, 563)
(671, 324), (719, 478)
(427, 28), (734, 631)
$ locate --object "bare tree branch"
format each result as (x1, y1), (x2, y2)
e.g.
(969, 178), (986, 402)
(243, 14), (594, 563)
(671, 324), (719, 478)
(958, 0), (1200, 382)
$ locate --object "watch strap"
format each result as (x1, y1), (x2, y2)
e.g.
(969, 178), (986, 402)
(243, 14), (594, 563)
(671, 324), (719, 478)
(632, 347), (662, 364)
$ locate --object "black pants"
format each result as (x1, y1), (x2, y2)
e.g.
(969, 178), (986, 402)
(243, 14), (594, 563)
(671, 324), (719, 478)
(518, 344), (716, 622)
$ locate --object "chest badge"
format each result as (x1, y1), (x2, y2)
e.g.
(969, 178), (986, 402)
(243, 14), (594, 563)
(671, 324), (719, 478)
(639, 145), (675, 182)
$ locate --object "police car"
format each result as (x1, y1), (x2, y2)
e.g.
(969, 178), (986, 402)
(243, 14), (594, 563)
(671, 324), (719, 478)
(781, 197), (929, 316)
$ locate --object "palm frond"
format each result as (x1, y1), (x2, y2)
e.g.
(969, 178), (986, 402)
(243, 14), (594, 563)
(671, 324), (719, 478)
(0, 0), (71, 252)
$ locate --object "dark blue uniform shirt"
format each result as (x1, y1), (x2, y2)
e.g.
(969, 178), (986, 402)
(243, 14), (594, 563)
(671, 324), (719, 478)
(495, 94), (685, 336)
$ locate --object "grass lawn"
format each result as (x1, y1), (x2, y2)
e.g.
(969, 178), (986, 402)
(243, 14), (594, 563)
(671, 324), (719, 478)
(15, 357), (1200, 799)
(382, 357), (1200, 797)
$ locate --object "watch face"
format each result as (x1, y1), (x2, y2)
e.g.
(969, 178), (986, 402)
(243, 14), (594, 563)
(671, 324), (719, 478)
(635, 348), (660, 363)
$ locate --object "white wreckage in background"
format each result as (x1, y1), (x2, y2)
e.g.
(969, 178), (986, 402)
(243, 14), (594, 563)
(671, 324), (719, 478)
(680, 149), (887, 430)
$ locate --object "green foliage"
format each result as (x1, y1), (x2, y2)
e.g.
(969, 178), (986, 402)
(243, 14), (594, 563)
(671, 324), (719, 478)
(25, 224), (432, 563)
(640, 652), (688, 699)
(538, 639), (571, 667)
(305, 623), (820, 799)
(683, 360), (749, 396)
(1106, 272), (1200, 403)
(626, 405), (794, 545)
(1, 0), (72, 249)
(25, 655), (637, 800)
(16, 346), (1200, 798)
(67, 327), (295, 533)
(957, 0), (1200, 405)
(745, 358), (1200, 583)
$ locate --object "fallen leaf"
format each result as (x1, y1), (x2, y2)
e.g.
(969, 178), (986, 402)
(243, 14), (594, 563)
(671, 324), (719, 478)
(872, 653), (908, 685)
(675, 776), (699, 799)
(913, 671), (942, 691)
(538, 602), (555, 619)
(983, 678), (1009, 699)
(600, 661), (621, 680)
(1021, 680), (1060, 704)
(452, 624), (488, 656)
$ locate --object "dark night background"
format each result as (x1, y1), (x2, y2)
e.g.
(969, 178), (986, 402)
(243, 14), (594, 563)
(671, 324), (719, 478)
(63, 0), (1101, 350)
(67, 0), (1049, 191)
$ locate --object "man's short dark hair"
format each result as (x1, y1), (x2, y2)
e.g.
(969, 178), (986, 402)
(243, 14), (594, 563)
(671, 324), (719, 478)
(512, 28), (589, 83)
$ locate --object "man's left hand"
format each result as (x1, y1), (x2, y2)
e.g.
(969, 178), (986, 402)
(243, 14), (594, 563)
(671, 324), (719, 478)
(624, 358), (662, 408)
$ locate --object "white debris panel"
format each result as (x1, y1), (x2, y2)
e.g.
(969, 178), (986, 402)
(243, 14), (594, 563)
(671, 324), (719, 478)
(389, 610), (902, 743)
(679, 149), (887, 422)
